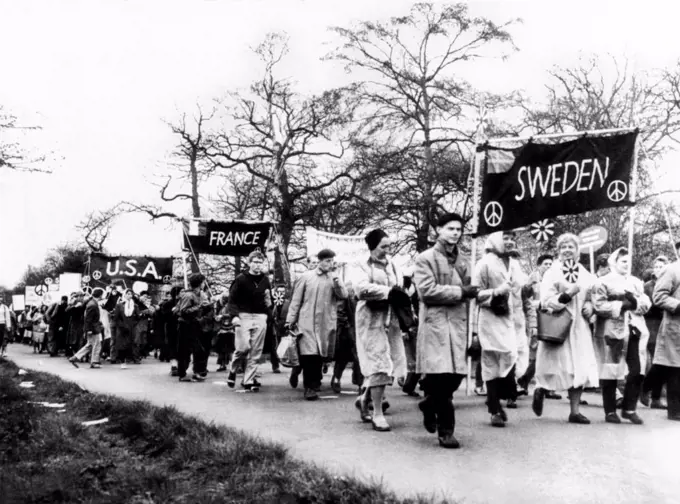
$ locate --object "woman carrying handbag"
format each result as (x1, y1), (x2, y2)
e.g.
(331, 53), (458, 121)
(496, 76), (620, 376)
(533, 233), (599, 424)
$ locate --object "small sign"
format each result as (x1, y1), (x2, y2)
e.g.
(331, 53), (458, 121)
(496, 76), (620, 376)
(578, 225), (608, 253)
(44, 277), (54, 285)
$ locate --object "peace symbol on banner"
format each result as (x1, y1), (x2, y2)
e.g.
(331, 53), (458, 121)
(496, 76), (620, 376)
(529, 219), (555, 243)
(82, 286), (93, 295)
(82, 275), (91, 284)
(162, 275), (172, 284)
(35, 284), (48, 296)
(562, 259), (580, 283)
(44, 277), (54, 285)
(91, 270), (102, 281)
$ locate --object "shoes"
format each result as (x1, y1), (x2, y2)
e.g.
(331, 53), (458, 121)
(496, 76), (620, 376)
(568, 413), (590, 424)
(289, 372), (299, 389)
(474, 386), (487, 396)
(405, 390), (420, 397)
(615, 397), (624, 409)
(68, 357), (80, 369)
(330, 377), (341, 394)
(418, 400), (437, 434)
(216, 366), (227, 373)
(532, 388), (545, 417)
(243, 379), (261, 392)
(179, 375), (192, 382)
(506, 399), (518, 409)
(490, 413), (505, 427)
(397, 377), (405, 388)
(355, 396), (372, 423)
(368, 400), (390, 413)
(272, 367), (281, 374)
(322, 363), (329, 374)
(668, 414), (680, 421)
(639, 391), (651, 407)
(227, 372), (236, 388)
(191, 374), (206, 382)
(499, 407), (508, 422)
(304, 388), (319, 401)
(579, 399), (589, 406)
(438, 434), (460, 449)
(605, 412), (622, 424)
(90, 363), (101, 369)
(650, 399), (667, 410)
(545, 390), (562, 400)
(120, 363), (128, 370)
(516, 387), (529, 397)
(621, 411), (644, 425)
(371, 416), (391, 432)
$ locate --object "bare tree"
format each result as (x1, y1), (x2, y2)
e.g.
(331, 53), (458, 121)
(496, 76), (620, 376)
(327, 2), (518, 250)
(0, 106), (50, 173)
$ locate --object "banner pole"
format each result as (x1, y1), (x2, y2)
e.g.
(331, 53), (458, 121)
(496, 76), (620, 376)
(589, 247), (595, 275)
(628, 136), (640, 264)
(467, 145), (484, 396)
(182, 253), (189, 290)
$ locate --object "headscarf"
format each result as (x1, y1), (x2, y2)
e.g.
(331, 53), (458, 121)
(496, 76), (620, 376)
(483, 231), (505, 255)
(607, 247), (629, 277)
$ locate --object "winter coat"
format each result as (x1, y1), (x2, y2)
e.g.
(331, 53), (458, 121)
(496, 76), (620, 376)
(353, 257), (406, 379)
(413, 241), (471, 375)
(113, 301), (140, 352)
(473, 233), (529, 381)
(644, 279), (663, 351)
(592, 259), (651, 380)
(66, 303), (85, 347)
(652, 262), (680, 368)
(286, 269), (348, 358)
(536, 259), (599, 391)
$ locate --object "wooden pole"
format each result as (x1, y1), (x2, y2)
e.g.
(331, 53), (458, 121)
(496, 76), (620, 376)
(182, 252), (189, 290)
(589, 247), (595, 275)
(628, 136), (640, 264)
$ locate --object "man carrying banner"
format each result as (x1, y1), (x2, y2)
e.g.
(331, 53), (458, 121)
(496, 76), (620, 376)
(413, 213), (479, 448)
(473, 231), (528, 427)
(227, 251), (272, 391)
(69, 289), (105, 369)
(286, 248), (348, 400)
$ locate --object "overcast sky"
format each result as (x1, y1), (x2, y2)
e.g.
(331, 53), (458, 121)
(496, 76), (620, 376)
(1, 0), (678, 287)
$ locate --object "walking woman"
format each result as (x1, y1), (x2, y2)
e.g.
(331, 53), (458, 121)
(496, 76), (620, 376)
(354, 229), (407, 432)
(532, 233), (599, 424)
(591, 247), (651, 425)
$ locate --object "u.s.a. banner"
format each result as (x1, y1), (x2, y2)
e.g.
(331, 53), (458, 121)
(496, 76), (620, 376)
(475, 131), (638, 235)
(89, 253), (174, 285)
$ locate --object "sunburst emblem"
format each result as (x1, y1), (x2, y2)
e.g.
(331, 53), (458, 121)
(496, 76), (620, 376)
(529, 219), (555, 243)
(562, 259), (580, 283)
(272, 290), (286, 307)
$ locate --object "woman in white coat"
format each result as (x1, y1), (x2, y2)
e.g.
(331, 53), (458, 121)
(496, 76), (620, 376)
(533, 233), (599, 424)
(592, 247), (650, 425)
(354, 229), (407, 432)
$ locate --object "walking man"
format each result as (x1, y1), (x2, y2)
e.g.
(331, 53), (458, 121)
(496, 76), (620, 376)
(286, 249), (348, 400)
(175, 273), (210, 382)
(69, 289), (104, 369)
(413, 213), (479, 448)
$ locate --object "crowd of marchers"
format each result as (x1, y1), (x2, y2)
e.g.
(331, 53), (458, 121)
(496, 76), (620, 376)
(1, 212), (679, 449)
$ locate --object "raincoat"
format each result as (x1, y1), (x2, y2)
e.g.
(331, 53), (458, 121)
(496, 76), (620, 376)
(413, 241), (471, 375)
(286, 269), (348, 358)
(473, 232), (529, 381)
(354, 257), (406, 385)
(652, 261), (680, 368)
(591, 248), (651, 380)
(536, 258), (599, 390)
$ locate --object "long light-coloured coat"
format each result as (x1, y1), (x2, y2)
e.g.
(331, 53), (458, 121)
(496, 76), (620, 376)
(652, 262), (680, 368)
(354, 258), (406, 380)
(473, 233), (529, 381)
(286, 269), (347, 357)
(536, 260), (599, 390)
(592, 269), (650, 380)
(413, 242), (471, 375)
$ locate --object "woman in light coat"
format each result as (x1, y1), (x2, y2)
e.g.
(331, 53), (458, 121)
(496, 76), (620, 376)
(592, 247), (650, 425)
(473, 231), (529, 427)
(651, 254), (680, 421)
(354, 229), (406, 432)
(533, 233), (599, 424)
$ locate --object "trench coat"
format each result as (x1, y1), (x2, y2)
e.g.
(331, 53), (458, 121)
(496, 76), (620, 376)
(473, 233), (529, 381)
(536, 260), (599, 390)
(354, 258), (406, 383)
(113, 302), (141, 353)
(413, 242), (471, 375)
(286, 269), (347, 358)
(591, 271), (650, 380)
(652, 262), (680, 368)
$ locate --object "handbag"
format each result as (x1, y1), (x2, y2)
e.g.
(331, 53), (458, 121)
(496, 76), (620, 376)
(276, 334), (300, 368)
(536, 308), (572, 345)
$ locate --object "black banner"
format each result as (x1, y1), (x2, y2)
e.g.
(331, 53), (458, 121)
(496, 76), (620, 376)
(476, 131), (638, 236)
(90, 254), (174, 285)
(182, 219), (271, 257)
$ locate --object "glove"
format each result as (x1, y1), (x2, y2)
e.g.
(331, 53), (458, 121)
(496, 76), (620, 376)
(620, 298), (637, 312)
(629, 324), (641, 341)
(609, 293), (626, 302)
(462, 285), (481, 299)
(390, 285), (404, 296)
(624, 291), (637, 304)
(558, 293), (572, 304)
(490, 294), (510, 316)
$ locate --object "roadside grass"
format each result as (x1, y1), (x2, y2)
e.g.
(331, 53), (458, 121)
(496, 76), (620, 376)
(0, 358), (452, 504)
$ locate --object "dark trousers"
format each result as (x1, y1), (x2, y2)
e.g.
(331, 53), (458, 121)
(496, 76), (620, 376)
(177, 320), (202, 378)
(193, 330), (213, 375)
(486, 366), (518, 415)
(518, 359), (536, 389)
(0, 324), (6, 352)
(420, 374), (465, 436)
(215, 331), (235, 367)
(332, 324), (363, 387)
(265, 321), (280, 369)
(602, 333), (643, 413)
(644, 364), (680, 418)
(402, 332), (420, 394)
(299, 355), (323, 391)
(643, 364), (665, 401)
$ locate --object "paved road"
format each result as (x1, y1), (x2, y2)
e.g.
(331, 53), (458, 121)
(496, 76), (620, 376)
(6, 344), (679, 504)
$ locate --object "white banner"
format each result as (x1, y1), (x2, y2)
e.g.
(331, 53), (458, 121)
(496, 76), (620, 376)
(12, 295), (25, 311)
(305, 227), (367, 264)
(25, 286), (41, 306)
(59, 273), (82, 296)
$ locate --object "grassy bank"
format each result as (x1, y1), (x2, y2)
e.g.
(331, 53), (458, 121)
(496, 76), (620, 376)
(0, 357), (446, 504)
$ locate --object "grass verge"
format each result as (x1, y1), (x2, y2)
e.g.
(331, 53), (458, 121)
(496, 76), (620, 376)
(0, 357), (448, 504)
